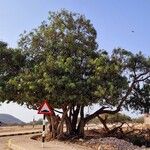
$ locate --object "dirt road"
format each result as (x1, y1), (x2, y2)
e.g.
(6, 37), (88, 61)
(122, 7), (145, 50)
(0, 134), (93, 150)
(0, 136), (10, 150)
(0, 125), (92, 150)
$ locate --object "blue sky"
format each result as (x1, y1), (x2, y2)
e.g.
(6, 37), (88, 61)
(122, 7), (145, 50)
(0, 0), (149, 122)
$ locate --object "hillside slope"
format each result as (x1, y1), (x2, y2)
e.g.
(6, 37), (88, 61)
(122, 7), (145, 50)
(0, 114), (24, 125)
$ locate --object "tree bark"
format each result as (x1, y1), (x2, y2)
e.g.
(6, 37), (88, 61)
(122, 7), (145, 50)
(97, 115), (110, 132)
(71, 105), (80, 131)
(77, 105), (85, 138)
(77, 120), (85, 138)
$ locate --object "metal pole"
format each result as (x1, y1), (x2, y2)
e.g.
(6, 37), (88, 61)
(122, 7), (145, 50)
(42, 114), (46, 148)
(33, 116), (35, 128)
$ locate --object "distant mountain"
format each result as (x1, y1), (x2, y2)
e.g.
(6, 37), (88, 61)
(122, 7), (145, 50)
(0, 114), (24, 125)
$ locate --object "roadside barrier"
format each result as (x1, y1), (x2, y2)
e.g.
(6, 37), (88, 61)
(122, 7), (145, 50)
(0, 130), (41, 137)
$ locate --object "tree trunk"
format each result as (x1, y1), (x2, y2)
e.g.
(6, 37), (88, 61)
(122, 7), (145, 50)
(46, 104), (87, 139)
(72, 105), (80, 131)
(76, 105), (85, 138)
(77, 120), (85, 138)
(46, 114), (61, 139)
(51, 115), (57, 138)
(57, 107), (68, 134)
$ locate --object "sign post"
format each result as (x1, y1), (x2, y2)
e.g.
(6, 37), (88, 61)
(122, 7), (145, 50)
(38, 100), (53, 148)
(42, 114), (46, 148)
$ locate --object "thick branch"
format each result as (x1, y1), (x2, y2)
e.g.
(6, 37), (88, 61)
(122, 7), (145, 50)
(54, 109), (63, 114)
(97, 115), (109, 132)
(117, 71), (150, 111)
(80, 105), (84, 119)
(84, 106), (107, 123)
(116, 78), (137, 111)
(136, 75), (150, 82)
(135, 71), (150, 80)
(85, 78), (136, 124)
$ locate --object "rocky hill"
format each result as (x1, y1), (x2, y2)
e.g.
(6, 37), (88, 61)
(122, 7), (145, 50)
(0, 114), (24, 125)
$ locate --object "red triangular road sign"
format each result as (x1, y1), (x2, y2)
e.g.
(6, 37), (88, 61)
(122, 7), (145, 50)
(38, 100), (53, 115)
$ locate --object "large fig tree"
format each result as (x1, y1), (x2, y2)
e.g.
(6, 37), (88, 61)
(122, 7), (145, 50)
(4, 10), (150, 138)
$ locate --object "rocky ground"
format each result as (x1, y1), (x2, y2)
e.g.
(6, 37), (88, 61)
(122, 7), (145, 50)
(33, 134), (143, 150)
(68, 126), (150, 150)
(83, 137), (142, 150)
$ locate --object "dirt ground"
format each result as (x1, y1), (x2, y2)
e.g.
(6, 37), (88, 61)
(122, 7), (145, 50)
(0, 134), (93, 150)
(0, 124), (149, 150)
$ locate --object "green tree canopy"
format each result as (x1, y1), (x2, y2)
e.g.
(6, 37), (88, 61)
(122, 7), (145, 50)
(0, 41), (25, 102)
(127, 81), (150, 114)
(7, 10), (128, 109)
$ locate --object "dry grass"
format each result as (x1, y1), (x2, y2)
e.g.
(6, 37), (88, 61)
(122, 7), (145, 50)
(0, 125), (42, 133)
